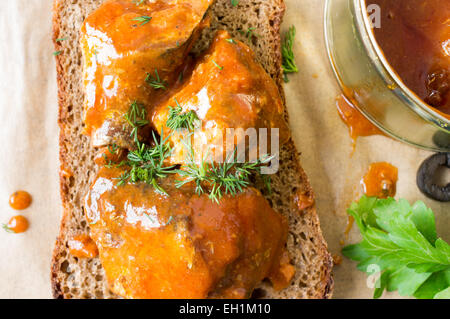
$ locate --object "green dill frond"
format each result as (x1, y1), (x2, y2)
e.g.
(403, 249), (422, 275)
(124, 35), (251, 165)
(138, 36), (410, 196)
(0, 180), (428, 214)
(231, 0), (239, 7)
(176, 144), (275, 203)
(282, 26), (298, 82)
(124, 101), (149, 139)
(212, 60), (223, 70)
(115, 129), (176, 195)
(2, 224), (13, 233)
(146, 69), (167, 90)
(124, 101), (148, 127)
(164, 216), (174, 226)
(166, 101), (200, 131)
(131, 15), (152, 26)
(114, 103), (175, 194)
(105, 159), (126, 169)
(261, 174), (272, 195)
(238, 27), (258, 39)
(108, 143), (119, 155)
(116, 171), (131, 186)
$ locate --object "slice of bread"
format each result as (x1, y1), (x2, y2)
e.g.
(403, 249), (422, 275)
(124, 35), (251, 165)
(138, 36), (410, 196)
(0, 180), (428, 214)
(51, 0), (333, 299)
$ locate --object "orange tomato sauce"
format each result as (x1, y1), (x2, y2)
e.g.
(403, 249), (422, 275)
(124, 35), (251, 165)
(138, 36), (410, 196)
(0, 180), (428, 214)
(369, 0), (450, 116)
(336, 94), (383, 148)
(361, 162), (398, 198)
(152, 31), (289, 164)
(80, 0), (213, 142)
(5, 215), (29, 234)
(68, 235), (99, 259)
(84, 166), (293, 299)
(9, 191), (32, 210)
(79, 0), (294, 300)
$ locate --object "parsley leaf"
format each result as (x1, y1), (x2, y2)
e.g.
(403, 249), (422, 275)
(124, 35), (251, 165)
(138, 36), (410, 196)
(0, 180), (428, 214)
(434, 286), (450, 299)
(343, 196), (450, 299)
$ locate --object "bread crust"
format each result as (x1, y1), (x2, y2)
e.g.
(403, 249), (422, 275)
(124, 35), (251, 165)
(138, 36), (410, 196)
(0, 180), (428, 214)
(51, 0), (333, 299)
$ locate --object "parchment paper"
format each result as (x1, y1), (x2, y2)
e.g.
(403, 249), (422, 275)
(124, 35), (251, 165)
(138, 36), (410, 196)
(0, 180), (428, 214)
(0, 0), (448, 299)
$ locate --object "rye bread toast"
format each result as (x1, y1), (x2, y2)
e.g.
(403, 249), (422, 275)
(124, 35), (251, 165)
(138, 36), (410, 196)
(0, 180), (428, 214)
(51, 0), (333, 299)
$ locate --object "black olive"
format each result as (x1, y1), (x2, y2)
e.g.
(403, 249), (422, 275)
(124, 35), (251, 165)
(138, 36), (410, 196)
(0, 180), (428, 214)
(432, 131), (450, 150)
(250, 288), (266, 299)
(416, 153), (450, 202)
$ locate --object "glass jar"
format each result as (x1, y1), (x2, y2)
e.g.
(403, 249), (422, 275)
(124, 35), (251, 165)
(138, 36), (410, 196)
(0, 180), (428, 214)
(324, 0), (450, 151)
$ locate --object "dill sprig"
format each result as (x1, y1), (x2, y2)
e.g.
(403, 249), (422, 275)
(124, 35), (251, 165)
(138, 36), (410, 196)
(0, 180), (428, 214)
(146, 69), (167, 90)
(103, 143), (129, 169)
(123, 101), (149, 139)
(176, 141), (274, 203)
(108, 143), (119, 155)
(144, 213), (173, 227)
(166, 101), (200, 131)
(131, 15), (152, 26)
(2, 224), (13, 233)
(133, 0), (146, 5)
(238, 27), (258, 39)
(114, 103), (175, 194)
(231, 0), (239, 7)
(105, 158), (126, 169)
(102, 143), (122, 168)
(281, 26), (298, 82)
(212, 60), (223, 70)
(116, 130), (176, 195)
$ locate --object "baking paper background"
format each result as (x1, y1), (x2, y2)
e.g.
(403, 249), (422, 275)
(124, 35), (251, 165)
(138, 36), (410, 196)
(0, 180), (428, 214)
(0, 0), (448, 299)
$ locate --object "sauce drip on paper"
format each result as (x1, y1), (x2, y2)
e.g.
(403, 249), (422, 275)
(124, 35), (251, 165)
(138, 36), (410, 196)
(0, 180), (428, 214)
(342, 162), (398, 242)
(361, 162), (398, 199)
(9, 191), (32, 210)
(4, 215), (29, 234)
(336, 94), (382, 148)
(4, 191), (32, 234)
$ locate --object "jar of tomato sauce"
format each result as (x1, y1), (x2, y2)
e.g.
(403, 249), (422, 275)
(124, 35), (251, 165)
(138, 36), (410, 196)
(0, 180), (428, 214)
(325, 0), (450, 151)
